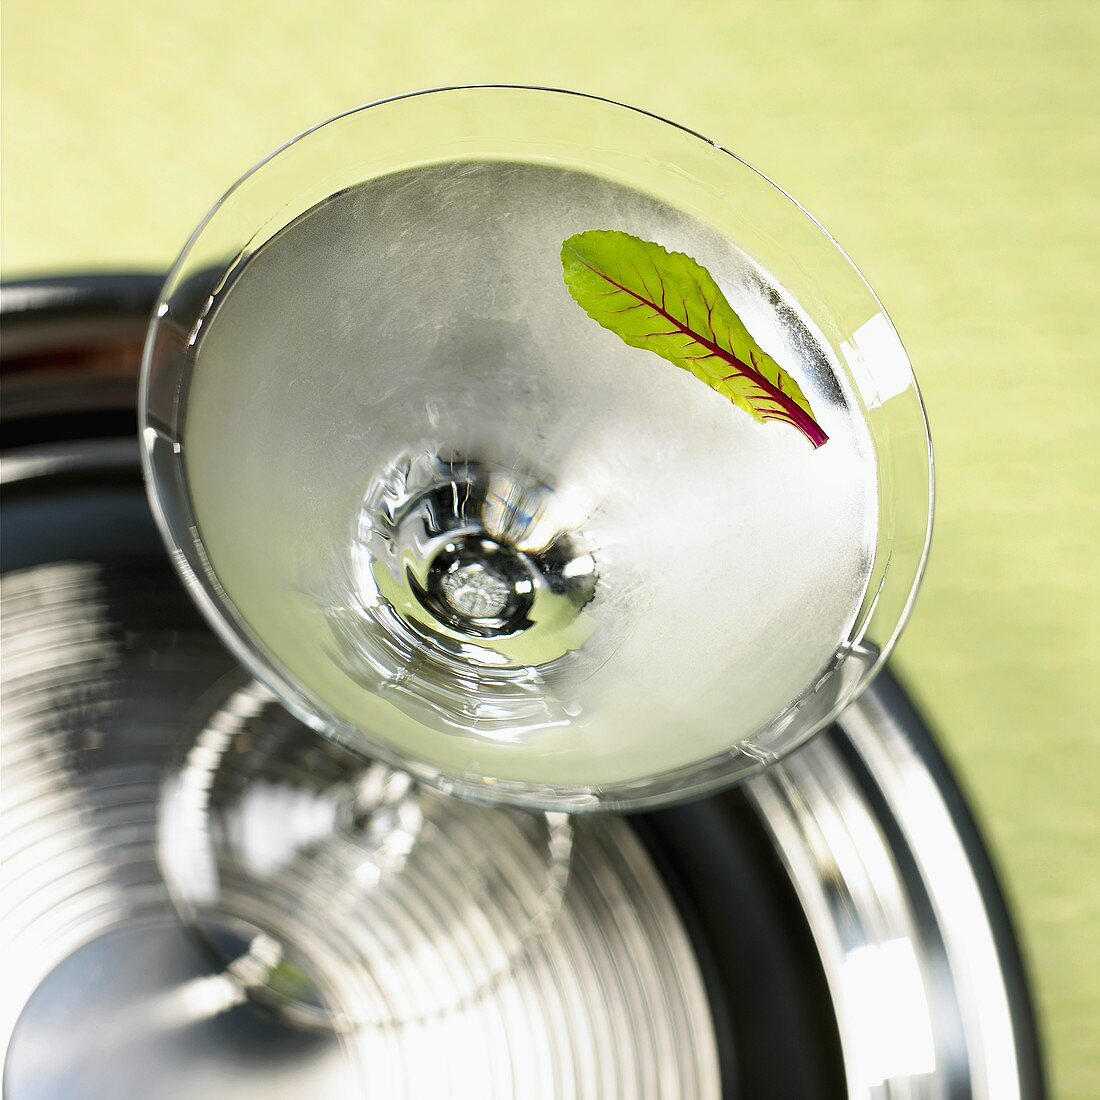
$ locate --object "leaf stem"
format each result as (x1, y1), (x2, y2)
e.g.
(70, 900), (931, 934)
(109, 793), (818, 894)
(721, 369), (829, 448)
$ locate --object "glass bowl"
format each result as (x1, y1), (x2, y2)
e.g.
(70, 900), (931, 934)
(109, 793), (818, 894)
(141, 85), (932, 811)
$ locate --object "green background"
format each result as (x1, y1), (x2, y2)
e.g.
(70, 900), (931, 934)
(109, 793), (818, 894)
(3, 1), (1097, 1094)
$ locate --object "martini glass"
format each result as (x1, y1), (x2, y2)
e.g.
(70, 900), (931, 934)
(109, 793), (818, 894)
(140, 86), (931, 1025)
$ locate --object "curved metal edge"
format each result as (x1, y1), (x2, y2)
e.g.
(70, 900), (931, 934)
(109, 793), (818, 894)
(1, 273), (163, 353)
(1, 273), (166, 322)
(1, 275), (161, 440)
(848, 674), (1046, 1100)
(746, 671), (1046, 1099)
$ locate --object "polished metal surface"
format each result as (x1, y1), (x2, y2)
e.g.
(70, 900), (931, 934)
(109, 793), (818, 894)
(6, 922), (360, 1100)
(0, 544), (720, 1098)
(749, 691), (1036, 1098)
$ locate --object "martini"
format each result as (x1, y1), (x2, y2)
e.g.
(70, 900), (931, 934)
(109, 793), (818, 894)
(183, 159), (877, 790)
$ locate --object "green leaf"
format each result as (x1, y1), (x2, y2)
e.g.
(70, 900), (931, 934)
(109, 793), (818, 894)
(561, 229), (828, 448)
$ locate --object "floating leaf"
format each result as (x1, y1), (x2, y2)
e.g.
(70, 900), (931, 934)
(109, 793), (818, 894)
(561, 229), (828, 448)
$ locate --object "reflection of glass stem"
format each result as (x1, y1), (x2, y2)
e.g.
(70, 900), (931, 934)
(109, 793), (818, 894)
(158, 677), (574, 1031)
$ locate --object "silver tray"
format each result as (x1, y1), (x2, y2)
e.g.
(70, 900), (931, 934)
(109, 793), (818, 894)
(1, 277), (1044, 1099)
